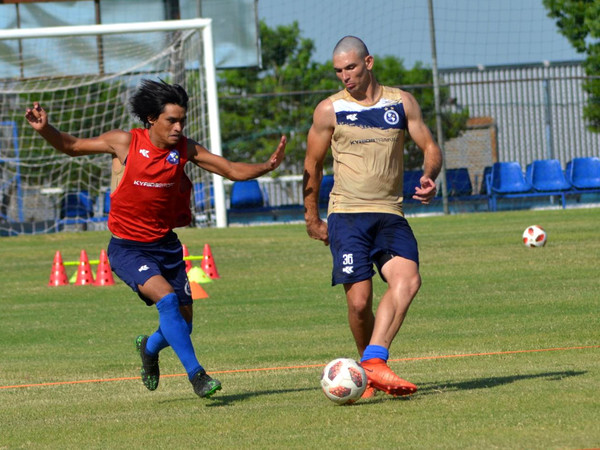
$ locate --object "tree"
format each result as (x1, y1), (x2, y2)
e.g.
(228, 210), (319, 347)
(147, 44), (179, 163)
(374, 57), (469, 169)
(218, 21), (468, 173)
(218, 21), (338, 175)
(543, 0), (600, 132)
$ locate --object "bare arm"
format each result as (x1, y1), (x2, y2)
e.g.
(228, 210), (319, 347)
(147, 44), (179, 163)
(187, 135), (286, 181)
(25, 102), (131, 163)
(402, 91), (443, 204)
(303, 99), (335, 245)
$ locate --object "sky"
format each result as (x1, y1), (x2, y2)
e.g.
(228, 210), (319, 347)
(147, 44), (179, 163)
(0, 0), (584, 77)
(256, 0), (582, 69)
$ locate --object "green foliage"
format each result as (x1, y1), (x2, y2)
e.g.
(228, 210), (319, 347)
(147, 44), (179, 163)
(218, 21), (469, 173)
(543, 0), (600, 132)
(375, 58), (469, 169)
(218, 21), (338, 174)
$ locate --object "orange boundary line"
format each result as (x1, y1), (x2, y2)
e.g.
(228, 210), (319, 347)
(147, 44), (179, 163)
(2, 345), (597, 390)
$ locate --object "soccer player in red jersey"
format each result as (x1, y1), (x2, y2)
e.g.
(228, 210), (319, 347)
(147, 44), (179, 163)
(26, 79), (286, 398)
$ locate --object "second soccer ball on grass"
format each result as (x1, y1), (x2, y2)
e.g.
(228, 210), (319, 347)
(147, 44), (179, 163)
(522, 225), (547, 247)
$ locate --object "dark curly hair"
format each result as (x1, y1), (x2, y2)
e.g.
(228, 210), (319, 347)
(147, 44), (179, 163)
(129, 79), (189, 128)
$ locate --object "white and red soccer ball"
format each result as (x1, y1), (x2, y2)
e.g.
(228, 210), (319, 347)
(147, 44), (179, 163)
(320, 358), (367, 405)
(522, 225), (547, 247)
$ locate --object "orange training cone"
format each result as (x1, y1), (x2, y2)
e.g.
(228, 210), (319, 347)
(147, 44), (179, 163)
(190, 281), (209, 300)
(74, 249), (95, 286)
(201, 243), (220, 279)
(94, 249), (115, 286)
(182, 244), (192, 273)
(48, 250), (69, 286)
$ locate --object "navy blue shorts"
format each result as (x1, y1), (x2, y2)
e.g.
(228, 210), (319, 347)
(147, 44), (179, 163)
(327, 212), (419, 286)
(107, 231), (192, 307)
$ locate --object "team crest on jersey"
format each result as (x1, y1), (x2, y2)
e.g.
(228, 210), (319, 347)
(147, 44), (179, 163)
(383, 108), (400, 126)
(166, 150), (180, 165)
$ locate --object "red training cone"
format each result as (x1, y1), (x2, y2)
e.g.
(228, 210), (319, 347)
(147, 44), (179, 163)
(201, 243), (220, 279)
(93, 249), (115, 286)
(182, 244), (192, 273)
(74, 249), (95, 286)
(48, 250), (69, 286)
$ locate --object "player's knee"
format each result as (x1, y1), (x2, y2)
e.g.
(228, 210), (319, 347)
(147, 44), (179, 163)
(410, 272), (422, 295)
(391, 272), (421, 298)
(347, 297), (372, 318)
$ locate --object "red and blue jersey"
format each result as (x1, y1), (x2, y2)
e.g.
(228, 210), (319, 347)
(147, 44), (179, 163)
(108, 128), (192, 242)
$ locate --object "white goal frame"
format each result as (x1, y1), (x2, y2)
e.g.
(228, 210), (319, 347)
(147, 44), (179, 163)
(0, 18), (228, 228)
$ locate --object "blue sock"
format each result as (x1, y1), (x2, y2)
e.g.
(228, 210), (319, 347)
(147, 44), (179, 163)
(146, 322), (193, 356)
(361, 345), (389, 363)
(155, 293), (203, 379)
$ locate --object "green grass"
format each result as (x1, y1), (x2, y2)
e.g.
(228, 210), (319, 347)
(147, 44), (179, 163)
(0, 208), (598, 449)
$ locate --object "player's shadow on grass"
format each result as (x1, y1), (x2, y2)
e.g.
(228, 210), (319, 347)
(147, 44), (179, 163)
(162, 370), (586, 406)
(164, 386), (320, 407)
(206, 386), (319, 407)
(415, 369), (586, 397)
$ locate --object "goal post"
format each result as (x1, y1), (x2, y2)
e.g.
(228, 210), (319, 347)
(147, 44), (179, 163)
(0, 18), (228, 233)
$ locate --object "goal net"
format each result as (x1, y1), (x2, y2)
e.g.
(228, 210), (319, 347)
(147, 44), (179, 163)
(0, 18), (226, 236)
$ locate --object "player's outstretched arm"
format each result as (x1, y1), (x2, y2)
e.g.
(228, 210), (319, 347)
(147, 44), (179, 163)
(188, 135), (286, 181)
(25, 102), (130, 161)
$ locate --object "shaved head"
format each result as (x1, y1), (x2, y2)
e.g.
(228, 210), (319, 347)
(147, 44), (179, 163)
(333, 36), (370, 59)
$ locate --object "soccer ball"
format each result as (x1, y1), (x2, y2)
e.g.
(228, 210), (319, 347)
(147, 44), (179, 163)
(320, 358), (367, 405)
(522, 225), (547, 247)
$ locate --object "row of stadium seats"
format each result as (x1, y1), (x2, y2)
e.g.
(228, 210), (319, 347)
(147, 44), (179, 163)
(59, 157), (600, 225)
(224, 157), (600, 216)
(486, 157), (600, 211)
(226, 168), (483, 215)
(402, 157), (600, 211)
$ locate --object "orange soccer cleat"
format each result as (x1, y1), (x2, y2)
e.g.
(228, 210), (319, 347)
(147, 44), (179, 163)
(360, 358), (417, 397)
(360, 384), (379, 399)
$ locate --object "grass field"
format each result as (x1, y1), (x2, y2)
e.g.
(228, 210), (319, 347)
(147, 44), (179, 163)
(1, 208), (598, 449)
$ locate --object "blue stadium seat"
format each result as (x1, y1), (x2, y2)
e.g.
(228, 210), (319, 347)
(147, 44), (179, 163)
(479, 166), (492, 195)
(60, 190), (95, 219)
(403, 169), (423, 201)
(526, 159), (571, 192)
(444, 168), (473, 197)
(103, 190), (111, 215)
(319, 174), (334, 208)
(566, 157), (600, 190)
(230, 180), (265, 210)
(57, 190), (98, 230)
(486, 162), (532, 211)
(193, 182), (214, 211)
(489, 162), (532, 194)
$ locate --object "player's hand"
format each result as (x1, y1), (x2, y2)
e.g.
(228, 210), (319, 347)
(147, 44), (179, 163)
(413, 176), (437, 205)
(25, 102), (48, 131)
(266, 135), (286, 170)
(306, 218), (329, 246)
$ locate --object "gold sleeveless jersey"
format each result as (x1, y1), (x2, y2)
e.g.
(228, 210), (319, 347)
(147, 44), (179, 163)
(327, 86), (407, 216)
